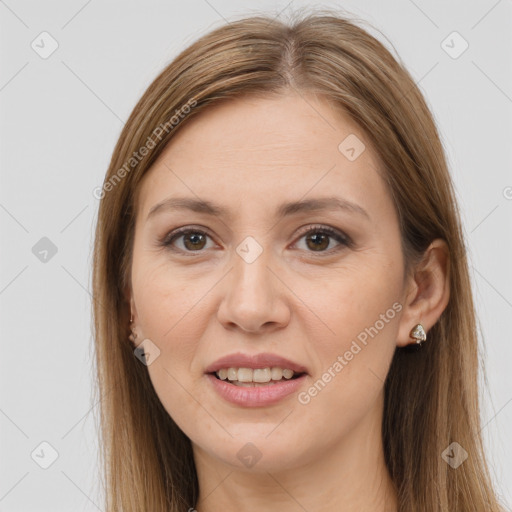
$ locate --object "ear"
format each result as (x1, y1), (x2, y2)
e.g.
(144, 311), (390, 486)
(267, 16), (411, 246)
(123, 284), (139, 346)
(123, 284), (134, 318)
(396, 238), (450, 347)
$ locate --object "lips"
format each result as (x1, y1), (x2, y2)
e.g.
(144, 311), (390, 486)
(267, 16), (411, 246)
(204, 352), (309, 375)
(205, 372), (308, 407)
(205, 352), (309, 406)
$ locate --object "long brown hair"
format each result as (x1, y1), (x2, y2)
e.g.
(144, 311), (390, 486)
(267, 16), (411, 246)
(92, 8), (507, 511)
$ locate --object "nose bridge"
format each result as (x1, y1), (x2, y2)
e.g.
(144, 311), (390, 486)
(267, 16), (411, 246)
(216, 235), (289, 332)
(234, 239), (272, 296)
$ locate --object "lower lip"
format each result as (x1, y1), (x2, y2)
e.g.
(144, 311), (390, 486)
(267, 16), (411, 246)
(206, 373), (307, 407)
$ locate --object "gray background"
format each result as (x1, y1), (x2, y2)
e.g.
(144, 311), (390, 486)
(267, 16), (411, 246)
(1, 1), (511, 510)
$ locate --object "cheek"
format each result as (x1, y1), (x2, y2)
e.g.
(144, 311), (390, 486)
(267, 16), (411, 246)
(131, 261), (201, 394)
(294, 259), (402, 412)
(134, 256), (211, 340)
(132, 256), (218, 384)
(297, 256), (403, 349)
(133, 266), (210, 435)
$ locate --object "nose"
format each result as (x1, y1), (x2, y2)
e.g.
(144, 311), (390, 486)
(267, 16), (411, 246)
(216, 245), (291, 334)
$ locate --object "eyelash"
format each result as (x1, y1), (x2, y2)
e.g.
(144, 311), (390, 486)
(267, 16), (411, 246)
(160, 224), (352, 256)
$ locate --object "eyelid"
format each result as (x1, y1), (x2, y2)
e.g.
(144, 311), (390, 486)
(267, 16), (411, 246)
(293, 223), (350, 242)
(291, 224), (352, 252)
(161, 225), (216, 250)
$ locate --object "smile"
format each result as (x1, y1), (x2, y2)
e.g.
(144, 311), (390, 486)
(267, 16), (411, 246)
(214, 366), (303, 386)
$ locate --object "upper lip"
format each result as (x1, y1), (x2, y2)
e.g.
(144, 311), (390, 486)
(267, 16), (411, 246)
(205, 352), (309, 374)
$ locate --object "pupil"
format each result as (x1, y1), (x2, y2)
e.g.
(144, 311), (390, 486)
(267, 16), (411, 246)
(307, 233), (328, 251)
(185, 233), (205, 250)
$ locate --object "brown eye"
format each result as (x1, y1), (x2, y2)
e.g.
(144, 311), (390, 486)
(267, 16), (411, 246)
(305, 232), (330, 251)
(294, 226), (350, 254)
(182, 232), (207, 250)
(163, 229), (214, 253)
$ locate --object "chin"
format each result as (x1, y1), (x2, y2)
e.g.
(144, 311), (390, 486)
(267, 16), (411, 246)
(193, 428), (311, 474)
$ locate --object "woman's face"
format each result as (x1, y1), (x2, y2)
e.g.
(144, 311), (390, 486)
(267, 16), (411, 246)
(129, 91), (410, 472)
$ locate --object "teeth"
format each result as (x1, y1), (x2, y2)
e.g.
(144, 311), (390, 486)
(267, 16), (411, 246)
(253, 368), (271, 383)
(282, 369), (294, 379)
(215, 367), (299, 383)
(271, 367), (283, 380)
(237, 368), (253, 382)
(231, 381), (278, 387)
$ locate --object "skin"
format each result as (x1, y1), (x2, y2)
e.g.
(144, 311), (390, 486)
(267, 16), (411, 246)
(127, 90), (450, 512)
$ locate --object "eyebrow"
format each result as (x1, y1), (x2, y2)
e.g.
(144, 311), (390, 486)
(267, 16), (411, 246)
(146, 196), (370, 222)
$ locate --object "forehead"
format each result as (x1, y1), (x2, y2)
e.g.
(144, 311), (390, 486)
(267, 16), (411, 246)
(155, 92), (372, 162)
(136, 91), (387, 221)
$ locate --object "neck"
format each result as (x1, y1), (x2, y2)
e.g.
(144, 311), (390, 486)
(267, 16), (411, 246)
(193, 392), (398, 512)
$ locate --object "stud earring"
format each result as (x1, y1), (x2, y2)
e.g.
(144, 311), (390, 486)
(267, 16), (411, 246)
(409, 323), (427, 344)
(129, 313), (138, 343)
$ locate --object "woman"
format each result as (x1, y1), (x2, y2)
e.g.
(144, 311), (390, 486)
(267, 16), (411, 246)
(92, 9), (508, 512)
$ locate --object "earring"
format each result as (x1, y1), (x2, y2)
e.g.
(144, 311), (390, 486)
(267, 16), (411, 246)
(409, 323), (427, 344)
(129, 313), (138, 343)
